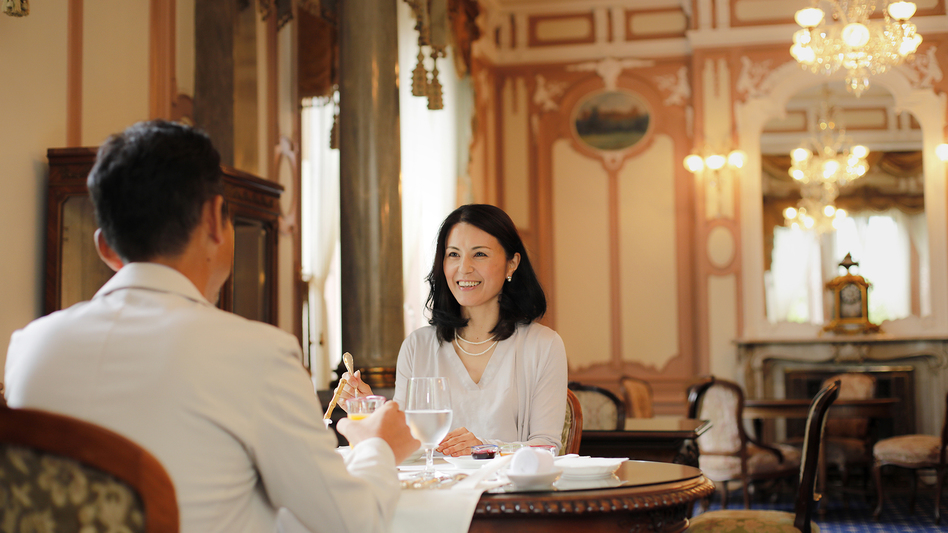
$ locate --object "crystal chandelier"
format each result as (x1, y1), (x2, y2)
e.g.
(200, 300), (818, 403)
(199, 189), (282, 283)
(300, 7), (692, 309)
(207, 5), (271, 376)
(783, 98), (868, 232)
(784, 183), (848, 232)
(790, 0), (922, 96)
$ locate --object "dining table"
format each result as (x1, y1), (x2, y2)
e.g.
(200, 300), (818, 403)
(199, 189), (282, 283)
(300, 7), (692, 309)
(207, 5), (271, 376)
(579, 417), (712, 467)
(393, 455), (714, 533)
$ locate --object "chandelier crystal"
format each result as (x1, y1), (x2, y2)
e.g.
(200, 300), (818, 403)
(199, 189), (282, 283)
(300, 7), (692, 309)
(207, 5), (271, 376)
(790, 0), (922, 96)
(784, 97), (868, 232)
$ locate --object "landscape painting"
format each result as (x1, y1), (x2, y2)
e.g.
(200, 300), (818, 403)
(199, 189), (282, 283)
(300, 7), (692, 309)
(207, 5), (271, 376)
(572, 90), (650, 152)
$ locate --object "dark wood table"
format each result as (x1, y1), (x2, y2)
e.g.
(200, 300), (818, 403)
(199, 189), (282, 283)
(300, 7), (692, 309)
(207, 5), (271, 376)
(579, 417), (712, 467)
(471, 460), (714, 532)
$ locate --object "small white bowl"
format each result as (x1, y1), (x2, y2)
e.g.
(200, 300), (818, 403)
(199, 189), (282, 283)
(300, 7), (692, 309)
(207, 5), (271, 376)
(506, 468), (563, 490)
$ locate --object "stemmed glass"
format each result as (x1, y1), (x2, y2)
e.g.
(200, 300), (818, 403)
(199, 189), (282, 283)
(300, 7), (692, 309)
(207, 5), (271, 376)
(405, 377), (453, 479)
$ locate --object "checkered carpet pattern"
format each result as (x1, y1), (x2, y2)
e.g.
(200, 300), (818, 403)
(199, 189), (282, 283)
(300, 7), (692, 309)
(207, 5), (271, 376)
(693, 493), (945, 532)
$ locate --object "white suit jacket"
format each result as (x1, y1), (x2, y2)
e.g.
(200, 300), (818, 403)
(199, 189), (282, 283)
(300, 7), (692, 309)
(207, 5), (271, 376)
(5, 262), (399, 533)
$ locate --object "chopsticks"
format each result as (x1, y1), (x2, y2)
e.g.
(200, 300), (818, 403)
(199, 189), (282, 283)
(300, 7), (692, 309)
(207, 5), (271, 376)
(324, 377), (348, 420)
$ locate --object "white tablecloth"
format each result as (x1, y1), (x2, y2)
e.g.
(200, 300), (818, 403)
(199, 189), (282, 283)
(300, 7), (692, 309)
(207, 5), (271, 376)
(392, 455), (512, 533)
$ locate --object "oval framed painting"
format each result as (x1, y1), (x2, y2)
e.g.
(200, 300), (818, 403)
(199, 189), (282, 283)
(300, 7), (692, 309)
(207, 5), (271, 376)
(571, 90), (651, 152)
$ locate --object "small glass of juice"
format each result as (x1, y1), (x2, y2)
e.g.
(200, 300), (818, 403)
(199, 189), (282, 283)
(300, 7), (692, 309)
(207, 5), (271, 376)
(345, 395), (387, 420)
(500, 443), (526, 456)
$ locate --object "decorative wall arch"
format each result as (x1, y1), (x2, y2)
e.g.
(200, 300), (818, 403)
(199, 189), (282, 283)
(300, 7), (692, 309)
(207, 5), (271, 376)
(737, 62), (948, 338)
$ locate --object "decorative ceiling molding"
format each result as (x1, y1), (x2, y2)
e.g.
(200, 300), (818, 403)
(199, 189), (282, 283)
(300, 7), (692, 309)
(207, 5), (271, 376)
(567, 57), (655, 90)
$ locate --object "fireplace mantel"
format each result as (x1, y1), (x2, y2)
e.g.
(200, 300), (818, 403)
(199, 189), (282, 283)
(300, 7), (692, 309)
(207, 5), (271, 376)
(735, 335), (948, 435)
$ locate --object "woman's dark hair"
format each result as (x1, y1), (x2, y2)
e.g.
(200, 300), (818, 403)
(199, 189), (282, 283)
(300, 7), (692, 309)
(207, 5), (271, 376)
(427, 204), (546, 343)
(87, 120), (224, 262)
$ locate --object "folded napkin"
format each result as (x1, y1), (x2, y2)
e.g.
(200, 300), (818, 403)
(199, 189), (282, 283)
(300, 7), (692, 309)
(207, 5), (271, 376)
(556, 457), (627, 477)
(392, 456), (512, 533)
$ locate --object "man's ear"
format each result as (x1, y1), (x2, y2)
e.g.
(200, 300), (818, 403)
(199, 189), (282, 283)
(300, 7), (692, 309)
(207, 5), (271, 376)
(94, 229), (125, 272)
(206, 195), (228, 244)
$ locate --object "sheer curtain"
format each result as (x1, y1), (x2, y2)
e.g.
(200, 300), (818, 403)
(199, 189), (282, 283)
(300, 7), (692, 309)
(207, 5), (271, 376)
(767, 210), (925, 325)
(397, 0), (468, 334)
(301, 99), (341, 388)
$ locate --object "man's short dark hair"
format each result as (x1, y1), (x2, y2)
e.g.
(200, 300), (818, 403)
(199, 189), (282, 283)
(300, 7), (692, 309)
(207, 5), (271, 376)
(87, 120), (224, 262)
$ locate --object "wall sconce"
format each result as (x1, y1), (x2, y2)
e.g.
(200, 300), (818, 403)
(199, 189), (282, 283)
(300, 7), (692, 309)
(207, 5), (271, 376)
(683, 150), (747, 173)
(937, 143), (948, 161)
(684, 149), (747, 218)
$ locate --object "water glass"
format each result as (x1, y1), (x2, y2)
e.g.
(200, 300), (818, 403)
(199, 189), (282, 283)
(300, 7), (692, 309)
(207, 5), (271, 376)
(405, 377), (453, 478)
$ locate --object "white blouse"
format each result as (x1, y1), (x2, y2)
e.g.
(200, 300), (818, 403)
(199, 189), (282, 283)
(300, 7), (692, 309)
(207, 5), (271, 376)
(393, 322), (568, 452)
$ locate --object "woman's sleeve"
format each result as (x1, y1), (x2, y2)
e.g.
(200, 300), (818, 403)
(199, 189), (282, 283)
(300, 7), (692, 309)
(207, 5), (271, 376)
(524, 331), (569, 453)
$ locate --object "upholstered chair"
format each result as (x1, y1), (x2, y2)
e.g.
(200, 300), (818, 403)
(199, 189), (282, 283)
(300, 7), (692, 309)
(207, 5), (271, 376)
(567, 382), (625, 431)
(873, 390), (948, 524)
(620, 375), (654, 418)
(0, 405), (178, 532)
(562, 389), (583, 455)
(688, 380), (841, 533)
(691, 377), (803, 509)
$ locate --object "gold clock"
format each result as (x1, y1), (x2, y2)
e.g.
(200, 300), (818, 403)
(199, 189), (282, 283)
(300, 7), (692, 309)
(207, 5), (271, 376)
(823, 253), (881, 334)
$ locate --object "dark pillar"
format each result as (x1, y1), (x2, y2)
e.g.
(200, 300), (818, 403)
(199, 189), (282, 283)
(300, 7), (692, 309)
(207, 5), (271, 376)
(338, 0), (404, 387)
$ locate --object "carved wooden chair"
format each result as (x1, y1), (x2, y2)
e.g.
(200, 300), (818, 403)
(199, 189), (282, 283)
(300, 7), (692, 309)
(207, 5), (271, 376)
(0, 404), (179, 532)
(619, 375), (654, 418)
(690, 377), (803, 509)
(567, 381), (625, 431)
(689, 380), (840, 533)
(873, 389), (948, 524)
(562, 389), (583, 455)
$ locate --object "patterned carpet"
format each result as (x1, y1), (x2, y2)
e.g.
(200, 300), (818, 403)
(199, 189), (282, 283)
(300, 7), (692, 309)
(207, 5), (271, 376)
(693, 487), (946, 532)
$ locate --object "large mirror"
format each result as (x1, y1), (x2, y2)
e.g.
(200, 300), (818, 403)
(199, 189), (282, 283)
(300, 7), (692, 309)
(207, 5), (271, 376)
(759, 82), (926, 327)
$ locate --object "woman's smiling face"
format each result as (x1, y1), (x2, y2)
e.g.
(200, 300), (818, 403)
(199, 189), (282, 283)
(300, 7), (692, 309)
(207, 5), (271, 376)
(443, 222), (519, 314)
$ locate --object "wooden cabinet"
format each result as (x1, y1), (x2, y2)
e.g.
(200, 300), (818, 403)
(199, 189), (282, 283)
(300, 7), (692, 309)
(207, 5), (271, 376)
(45, 147), (283, 325)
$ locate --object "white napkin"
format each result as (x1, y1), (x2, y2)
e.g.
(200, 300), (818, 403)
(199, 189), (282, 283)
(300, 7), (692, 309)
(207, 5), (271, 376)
(392, 455), (512, 533)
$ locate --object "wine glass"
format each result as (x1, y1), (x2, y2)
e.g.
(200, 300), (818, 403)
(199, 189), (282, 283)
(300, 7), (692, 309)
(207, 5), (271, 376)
(405, 377), (453, 478)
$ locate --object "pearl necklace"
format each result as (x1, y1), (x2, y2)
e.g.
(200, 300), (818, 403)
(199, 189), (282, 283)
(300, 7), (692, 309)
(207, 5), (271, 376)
(454, 331), (498, 357)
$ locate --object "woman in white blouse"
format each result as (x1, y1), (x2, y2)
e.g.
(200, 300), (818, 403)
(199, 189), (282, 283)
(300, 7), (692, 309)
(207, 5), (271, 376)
(340, 204), (568, 456)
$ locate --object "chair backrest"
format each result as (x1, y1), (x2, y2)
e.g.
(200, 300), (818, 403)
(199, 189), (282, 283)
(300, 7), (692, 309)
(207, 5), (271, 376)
(794, 380), (840, 533)
(567, 382), (625, 430)
(0, 405), (179, 532)
(692, 378), (746, 454)
(686, 376), (715, 419)
(562, 389), (583, 455)
(619, 375), (654, 418)
(821, 372), (875, 438)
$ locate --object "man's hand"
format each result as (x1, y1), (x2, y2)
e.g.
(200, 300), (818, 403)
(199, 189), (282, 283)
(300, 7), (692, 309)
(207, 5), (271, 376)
(337, 401), (420, 464)
(336, 370), (374, 412)
(436, 427), (482, 457)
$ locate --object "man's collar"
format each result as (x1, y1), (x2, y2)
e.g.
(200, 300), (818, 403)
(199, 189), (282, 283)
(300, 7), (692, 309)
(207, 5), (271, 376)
(94, 262), (212, 306)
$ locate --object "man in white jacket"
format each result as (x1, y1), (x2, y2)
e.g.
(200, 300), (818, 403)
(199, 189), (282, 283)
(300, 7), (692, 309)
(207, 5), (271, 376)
(5, 120), (418, 533)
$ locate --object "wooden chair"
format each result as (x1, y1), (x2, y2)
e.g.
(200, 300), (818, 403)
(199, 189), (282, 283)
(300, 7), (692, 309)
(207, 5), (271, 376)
(689, 377), (803, 509)
(873, 390), (948, 524)
(619, 375), (654, 418)
(562, 389), (583, 455)
(688, 380), (840, 533)
(0, 405), (179, 532)
(567, 381), (625, 430)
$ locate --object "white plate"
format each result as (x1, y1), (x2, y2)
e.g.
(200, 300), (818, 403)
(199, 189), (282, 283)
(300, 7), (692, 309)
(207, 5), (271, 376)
(506, 468), (562, 490)
(443, 455), (494, 469)
(556, 457), (625, 478)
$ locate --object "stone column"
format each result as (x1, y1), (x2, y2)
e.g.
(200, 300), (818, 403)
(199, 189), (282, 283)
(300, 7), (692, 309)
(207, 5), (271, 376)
(338, 0), (404, 388)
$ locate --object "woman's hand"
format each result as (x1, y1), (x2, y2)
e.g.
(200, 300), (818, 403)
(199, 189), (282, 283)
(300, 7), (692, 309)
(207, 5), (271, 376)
(436, 427), (483, 457)
(336, 370), (374, 412)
